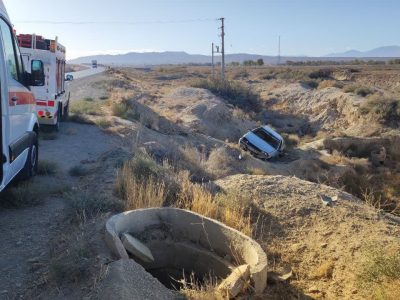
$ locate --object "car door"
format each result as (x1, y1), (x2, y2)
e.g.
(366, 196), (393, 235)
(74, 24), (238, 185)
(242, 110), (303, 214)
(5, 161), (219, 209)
(0, 17), (34, 183)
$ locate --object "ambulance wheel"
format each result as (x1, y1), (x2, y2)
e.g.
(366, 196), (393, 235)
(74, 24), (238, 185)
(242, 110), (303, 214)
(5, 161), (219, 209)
(21, 134), (38, 179)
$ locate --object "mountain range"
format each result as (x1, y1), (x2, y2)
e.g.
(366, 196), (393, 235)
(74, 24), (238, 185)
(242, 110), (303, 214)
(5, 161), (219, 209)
(69, 46), (400, 66)
(326, 46), (400, 58)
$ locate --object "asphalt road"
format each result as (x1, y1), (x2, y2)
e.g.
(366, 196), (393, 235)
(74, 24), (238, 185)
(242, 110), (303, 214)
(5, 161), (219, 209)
(66, 66), (106, 79)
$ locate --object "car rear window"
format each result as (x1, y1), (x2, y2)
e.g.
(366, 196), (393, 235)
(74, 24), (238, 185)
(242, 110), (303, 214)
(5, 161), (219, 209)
(252, 128), (280, 149)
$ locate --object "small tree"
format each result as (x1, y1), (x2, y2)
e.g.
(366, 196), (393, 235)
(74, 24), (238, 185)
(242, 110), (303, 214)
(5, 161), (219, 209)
(257, 58), (264, 66)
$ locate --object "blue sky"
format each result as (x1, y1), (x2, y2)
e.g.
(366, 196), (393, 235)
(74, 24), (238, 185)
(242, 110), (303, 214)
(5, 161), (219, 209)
(4, 0), (400, 59)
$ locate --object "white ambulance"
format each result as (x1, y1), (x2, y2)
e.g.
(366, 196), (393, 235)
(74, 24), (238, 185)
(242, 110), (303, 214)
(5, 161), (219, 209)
(19, 34), (70, 130)
(0, 1), (43, 192)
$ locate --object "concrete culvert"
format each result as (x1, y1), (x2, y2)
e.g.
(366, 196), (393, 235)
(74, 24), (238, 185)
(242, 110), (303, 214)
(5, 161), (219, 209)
(105, 208), (268, 296)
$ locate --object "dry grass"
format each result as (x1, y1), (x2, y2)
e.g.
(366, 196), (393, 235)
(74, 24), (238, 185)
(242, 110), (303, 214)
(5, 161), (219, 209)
(111, 101), (141, 122)
(0, 179), (70, 208)
(205, 147), (237, 179)
(70, 99), (101, 116)
(361, 95), (400, 125)
(65, 191), (122, 223)
(49, 230), (95, 284)
(311, 261), (335, 279)
(343, 84), (374, 97)
(179, 272), (223, 300)
(317, 80), (343, 89)
(37, 160), (59, 176)
(177, 174), (252, 236)
(115, 150), (253, 236)
(358, 244), (400, 300)
(69, 165), (91, 177)
(115, 152), (169, 209)
(191, 77), (261, 112)
(95, 118), (112, 129)
(116, 173), (167, 210)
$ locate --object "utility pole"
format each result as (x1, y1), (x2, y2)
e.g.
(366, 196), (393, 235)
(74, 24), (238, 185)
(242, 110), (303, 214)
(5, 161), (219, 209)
(219, 17), (225, 80)
(278, 35), (281, 65)
(212, 42), (215, 77)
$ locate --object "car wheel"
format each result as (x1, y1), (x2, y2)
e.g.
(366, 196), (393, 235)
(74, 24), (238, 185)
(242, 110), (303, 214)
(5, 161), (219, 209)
(20, 134), (38, 179)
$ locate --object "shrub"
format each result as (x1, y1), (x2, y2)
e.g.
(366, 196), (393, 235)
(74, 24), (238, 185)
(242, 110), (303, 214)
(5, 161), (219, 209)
(177, 176), (252, 236)
(49, 234), (94, 284)
(69, 165), (90, 177)
(308, 68), (333, 80)
(232, 69), (249, 79)
(318, 80), (343, 89)
(70, 100), (100, 116)
(37, 160), (59, 176)
(65, 192), (122, 221)
(115, 154), (168, 210)
(191, 78), (261, 112)
(343, 85), (374, 97)
(206, 147), (237, 178)
(115, 150), (254, 236)
(111, 101), (140, 121)
(301, 80), (319, 89)
(361, 96), (400, 124)
(0, 180), (69, 208)
(355, 87), (374, 97)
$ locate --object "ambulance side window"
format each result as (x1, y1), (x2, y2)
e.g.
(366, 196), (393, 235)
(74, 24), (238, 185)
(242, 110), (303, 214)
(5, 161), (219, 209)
(0, 19), (18, 81)
(13, 37), (24, 80)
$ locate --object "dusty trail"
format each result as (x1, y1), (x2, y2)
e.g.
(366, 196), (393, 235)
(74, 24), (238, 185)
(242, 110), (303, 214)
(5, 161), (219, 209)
(0, 121), (121, 299)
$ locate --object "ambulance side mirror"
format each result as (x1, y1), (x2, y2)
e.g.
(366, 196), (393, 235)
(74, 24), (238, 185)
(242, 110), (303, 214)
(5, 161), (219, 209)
(31, 60), (45, 86)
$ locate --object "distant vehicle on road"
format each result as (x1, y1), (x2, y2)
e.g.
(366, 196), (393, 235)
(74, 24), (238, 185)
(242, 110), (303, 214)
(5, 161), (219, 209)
(65, 74), (74, 81)
(92, 60), (98, 68)
(19, 34), (70, 131)
(1, 1), (43, 192)
(239, 126), (285, 160)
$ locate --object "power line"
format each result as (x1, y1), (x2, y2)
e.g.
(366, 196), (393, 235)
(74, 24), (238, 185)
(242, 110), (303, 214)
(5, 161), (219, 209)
(14, 18), (217, 25)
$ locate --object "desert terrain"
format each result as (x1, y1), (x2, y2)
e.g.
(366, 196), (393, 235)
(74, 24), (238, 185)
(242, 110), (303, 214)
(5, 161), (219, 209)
(0, 64), (399, 299)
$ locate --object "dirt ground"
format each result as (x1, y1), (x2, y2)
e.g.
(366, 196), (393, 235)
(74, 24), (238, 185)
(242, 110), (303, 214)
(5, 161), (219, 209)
(0, 121), (124, 299)
(0, 65), (399, 299)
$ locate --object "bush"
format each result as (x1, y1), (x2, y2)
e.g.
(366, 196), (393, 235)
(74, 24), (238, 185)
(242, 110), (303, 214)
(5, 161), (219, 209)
(37, 160), (59, 176)
(70, 100), (100, 116)
(308, 68), (333, 80)
(111, 101), (140, 121)
(50, 234), (94, 284)
(65, 192), (122, 221)
(361, 96), (400, 124)
(343, 85), (374, 97)
(0, 180), (69, 208)
(115, 152), (170, 209)
(69, 165), (90, 177)
(318, 80), (343, 89)
(191, 78), (261, 112)
(355, 87), (374, 97)
(301, 80), (319, 89)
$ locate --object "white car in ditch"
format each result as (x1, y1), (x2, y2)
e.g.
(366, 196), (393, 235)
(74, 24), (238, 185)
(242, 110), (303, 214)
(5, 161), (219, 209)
(239, 126), (285, 160)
